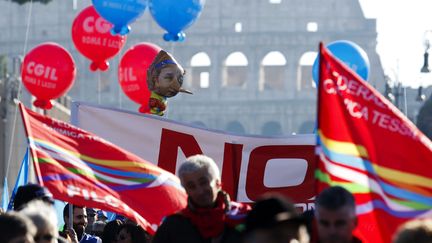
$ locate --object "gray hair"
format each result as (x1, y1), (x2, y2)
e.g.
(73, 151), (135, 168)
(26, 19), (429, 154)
(0, 212), (36, 242)
(20, 200), (58, 239)
(178, 154), (221, 183)
(393, 219), (432, 243)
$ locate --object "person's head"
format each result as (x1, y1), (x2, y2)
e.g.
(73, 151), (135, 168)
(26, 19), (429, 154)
(91, 221), (106, 237)
(86, 208), (97, 226)
(20, 200), (58, 243)
(147, 50), (190, 98)
(0, 212), (36, 243)
(114, 223), (151, 243)
(63, 204), (87, 238)
(102, 219), (124, 243)
(244, 194), (309, 243)
(13, 184), (54, 211)
(178, 154), (222, 208)
(315, 186), (357, 243)
(393, 219), (432, 243)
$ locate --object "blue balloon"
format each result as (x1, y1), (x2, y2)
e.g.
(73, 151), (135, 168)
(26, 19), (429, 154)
(92, 0), (147, 36)
(312, 40), (370, 84)
(149, 0), (205, 42)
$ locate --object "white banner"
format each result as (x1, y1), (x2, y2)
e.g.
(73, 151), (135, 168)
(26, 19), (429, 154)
(71, 102), (316, 207)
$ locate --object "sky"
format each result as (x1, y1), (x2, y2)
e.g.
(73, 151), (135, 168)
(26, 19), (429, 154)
(359, 0), (432, 88)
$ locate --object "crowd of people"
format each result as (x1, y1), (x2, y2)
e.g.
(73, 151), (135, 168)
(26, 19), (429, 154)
(0, 154), (431, 243)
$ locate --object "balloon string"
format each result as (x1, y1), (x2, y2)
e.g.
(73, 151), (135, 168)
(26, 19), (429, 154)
(117, 44), (125, 109)
(5, 0), (34, 181)
(170, 42), (175, 55)
(98, 71), (101, 104)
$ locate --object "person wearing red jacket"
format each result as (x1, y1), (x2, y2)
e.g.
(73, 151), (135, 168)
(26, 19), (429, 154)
(153, 154), (251, 243)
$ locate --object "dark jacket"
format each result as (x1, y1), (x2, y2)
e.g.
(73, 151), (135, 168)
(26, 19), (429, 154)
(152, 214), (242, 243)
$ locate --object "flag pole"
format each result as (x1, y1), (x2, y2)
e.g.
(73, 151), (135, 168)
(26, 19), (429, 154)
(314, 42), (324, 196)
(6, 148), (29, 210)
(18, 103), (43, 185)
(316, 42), (324, 138)
(68, 204), (73, 231)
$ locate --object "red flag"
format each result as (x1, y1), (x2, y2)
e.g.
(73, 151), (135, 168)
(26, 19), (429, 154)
(19, 103), (187, 234)
(316, 43), (432, 242)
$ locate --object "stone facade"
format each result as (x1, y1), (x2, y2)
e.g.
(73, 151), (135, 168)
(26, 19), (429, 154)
(0, 0), (385, 136)
(159, 0), (385, 135)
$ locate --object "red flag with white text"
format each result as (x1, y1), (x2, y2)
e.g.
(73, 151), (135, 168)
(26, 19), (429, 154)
(316, 43), (432, 243)
(19, 103), (187, 233)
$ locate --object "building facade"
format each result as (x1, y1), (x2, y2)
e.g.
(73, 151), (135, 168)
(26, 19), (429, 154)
(3, 0), (418, 188)
(0, 0), (386, 134)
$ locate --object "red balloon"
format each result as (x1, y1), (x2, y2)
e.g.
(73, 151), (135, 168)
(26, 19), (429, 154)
(118, 42), (161, 113)
(21, 42), (76, 110)
(72, 6), (126, 71)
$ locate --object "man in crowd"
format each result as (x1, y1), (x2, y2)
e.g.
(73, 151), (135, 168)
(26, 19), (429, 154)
(243, 193), (310, 243)
(393, 219), (432, 243)
(13, 184), (54, 211)
(153, 154), (251, 243)
(63, 204), (101, 243)
(85, 208), (97, 234)
(21, 200), (60, 243)
(0, 212), (36, 243)
(314, 186), (361, 243)
(91, 221), (106, 238)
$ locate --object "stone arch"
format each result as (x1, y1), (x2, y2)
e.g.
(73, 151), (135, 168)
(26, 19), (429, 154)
(190, 52), (211, 89)
(298, 120), (315, 134)
(296, 51), (317, 91)
(259, 51), (287, 91)
(226, 121), (246, 135)
(261, 121), (283, 136)
(222, 52), (248, 88)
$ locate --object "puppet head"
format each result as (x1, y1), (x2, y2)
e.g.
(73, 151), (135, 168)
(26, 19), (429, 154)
(147, 50), (192, 98)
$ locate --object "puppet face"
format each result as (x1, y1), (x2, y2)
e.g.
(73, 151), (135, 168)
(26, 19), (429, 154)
(153, 64), (184, 98)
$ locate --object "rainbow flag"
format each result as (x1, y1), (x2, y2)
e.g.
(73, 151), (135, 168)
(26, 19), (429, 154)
(316, 43), (432, 242)
(19, 103), (187, 233)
